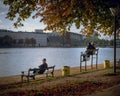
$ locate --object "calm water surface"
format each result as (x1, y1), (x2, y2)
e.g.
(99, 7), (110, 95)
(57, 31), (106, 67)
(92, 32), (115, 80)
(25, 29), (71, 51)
(0, 48), (119, 77)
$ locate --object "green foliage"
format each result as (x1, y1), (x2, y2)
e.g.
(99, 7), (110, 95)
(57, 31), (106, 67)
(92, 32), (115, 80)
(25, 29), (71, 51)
(3, 0), (119, 36)
(0, 35), (13, 47)
(4, 0), (36, 27)
(83, 37), (113, 47)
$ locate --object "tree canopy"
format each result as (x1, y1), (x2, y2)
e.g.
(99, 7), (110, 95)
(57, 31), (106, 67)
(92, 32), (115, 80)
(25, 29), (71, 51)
(3, 0), (120, 36)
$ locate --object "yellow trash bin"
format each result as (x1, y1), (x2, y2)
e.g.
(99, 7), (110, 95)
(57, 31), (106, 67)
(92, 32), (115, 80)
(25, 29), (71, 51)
(104, 60), (110, 68)
(62, 66), (70, 76)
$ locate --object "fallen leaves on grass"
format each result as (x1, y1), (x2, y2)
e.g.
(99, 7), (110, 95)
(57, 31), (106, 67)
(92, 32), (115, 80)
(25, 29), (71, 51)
(2, 81), (111, 96)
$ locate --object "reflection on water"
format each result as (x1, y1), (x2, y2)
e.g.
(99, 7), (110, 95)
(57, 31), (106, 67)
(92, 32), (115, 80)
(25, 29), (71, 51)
(0, 48), (119, 77)
(0, 52), (9, 54)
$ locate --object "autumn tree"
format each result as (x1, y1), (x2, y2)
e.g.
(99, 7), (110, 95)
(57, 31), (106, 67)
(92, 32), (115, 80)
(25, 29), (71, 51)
(3, 0), (120, 36)
(0, 35), (13, 47)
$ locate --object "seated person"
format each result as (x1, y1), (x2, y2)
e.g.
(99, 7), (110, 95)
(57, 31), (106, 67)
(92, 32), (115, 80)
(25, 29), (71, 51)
(83, 42), (96, 61)
(33, 58), (48, 74)
(86, 42), (96, 57)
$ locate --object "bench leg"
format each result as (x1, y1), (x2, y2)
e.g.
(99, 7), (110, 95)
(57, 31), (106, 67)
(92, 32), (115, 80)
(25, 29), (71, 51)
(21, 75), (23, 83)
(51, 72), (54, 77)
(33, 76), (35, 80)
(27, 76), (29, 82)
(21, 71), (24, 83)
(46, 73), (48, 78)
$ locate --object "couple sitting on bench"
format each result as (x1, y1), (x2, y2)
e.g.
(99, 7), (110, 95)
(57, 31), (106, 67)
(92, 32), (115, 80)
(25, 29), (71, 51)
(83, 42), (96, 61)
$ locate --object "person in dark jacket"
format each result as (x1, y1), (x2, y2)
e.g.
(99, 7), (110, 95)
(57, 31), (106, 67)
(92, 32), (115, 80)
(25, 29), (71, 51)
(33, 58), (48, 74)
(86, 42), (96, 57)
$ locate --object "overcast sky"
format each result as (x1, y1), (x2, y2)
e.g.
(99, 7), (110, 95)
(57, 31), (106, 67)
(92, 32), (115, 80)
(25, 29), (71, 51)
(0, 0), (81, 33)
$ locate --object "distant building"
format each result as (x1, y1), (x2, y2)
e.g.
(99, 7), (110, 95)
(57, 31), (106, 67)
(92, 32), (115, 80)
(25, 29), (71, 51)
(47, 32), (84, 47)
(0, 29), (85, 47)
(48, 32), (84, 40)
(35, 29), (43, 33)
(70, 32), (84, 41)
(0, 29), (47, 47)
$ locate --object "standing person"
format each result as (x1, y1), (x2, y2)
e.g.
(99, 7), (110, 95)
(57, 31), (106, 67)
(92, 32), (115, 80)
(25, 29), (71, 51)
(33, 58), (48, 74)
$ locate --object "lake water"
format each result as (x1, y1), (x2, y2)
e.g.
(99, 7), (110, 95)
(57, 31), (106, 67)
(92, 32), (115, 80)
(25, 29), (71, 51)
(0, 48), (120, 77)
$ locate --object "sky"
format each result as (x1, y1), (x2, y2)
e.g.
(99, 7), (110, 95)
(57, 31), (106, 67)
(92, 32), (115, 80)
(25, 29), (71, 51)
(0, 0), (81, 33)
(0, 0), (48, 32)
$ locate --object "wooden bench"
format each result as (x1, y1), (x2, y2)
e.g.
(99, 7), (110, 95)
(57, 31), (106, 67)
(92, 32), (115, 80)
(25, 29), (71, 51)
(81, 49), (99, 62)
(21, 65), (55, 82)
(86, 49), (99, 55)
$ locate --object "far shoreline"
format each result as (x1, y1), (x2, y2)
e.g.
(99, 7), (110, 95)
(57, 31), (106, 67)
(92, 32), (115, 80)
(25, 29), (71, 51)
(0, 46), (114, 49)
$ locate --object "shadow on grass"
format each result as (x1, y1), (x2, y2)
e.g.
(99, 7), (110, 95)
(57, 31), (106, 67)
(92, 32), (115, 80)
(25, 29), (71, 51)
(104, 70), (120, 76)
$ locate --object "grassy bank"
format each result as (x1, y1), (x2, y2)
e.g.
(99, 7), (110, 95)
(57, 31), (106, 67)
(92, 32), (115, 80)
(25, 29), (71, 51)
(0, 64), (120, 96)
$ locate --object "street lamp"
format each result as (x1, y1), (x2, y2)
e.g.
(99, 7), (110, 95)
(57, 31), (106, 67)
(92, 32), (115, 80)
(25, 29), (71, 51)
(109, 6), (119, 73)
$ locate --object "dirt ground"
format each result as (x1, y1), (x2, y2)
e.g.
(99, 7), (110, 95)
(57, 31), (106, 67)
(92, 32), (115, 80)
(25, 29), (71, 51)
(0, 64), (120, 96)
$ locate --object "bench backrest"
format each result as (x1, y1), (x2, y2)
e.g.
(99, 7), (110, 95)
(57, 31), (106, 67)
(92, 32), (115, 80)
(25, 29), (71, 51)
(47, 65), (55, 72)
(28, 65), (55, 75)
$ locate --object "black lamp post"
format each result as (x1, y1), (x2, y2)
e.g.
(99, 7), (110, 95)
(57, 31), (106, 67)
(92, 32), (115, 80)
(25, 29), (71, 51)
(109, 6), (119, 73)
